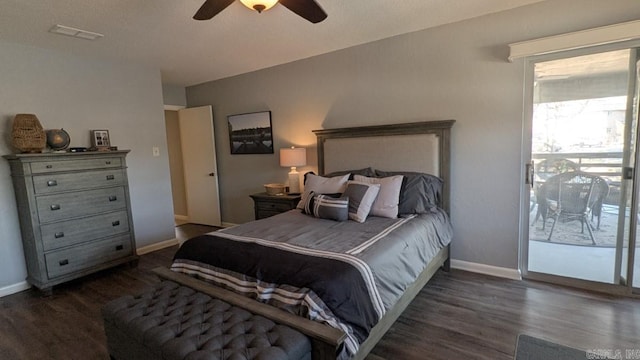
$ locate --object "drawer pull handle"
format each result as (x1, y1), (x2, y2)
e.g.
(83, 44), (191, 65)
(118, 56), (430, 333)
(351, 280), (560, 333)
(106, 175), (115, 180)
(54, 232), (65, 238)
(109, 195), (117, 202)
(112, 220), (120, 226)
(47, 180), (58, 187)
(115, 245), (124, 251)
(46, 165), (53, 169)
(59, 259), (69, 266)
(50, 204), (61, 211)
(106, 161), (112, 165)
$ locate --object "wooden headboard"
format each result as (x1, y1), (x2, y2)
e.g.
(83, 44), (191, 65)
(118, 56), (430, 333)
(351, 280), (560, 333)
(313, 120), (454, 213)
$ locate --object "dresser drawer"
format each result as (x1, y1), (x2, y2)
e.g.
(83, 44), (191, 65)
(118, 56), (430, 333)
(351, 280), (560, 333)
(45, 234), (133, 279)
(40, 210), (130, 251)
(256, 201), (295, 212)
(36, 187), (127, 223)
(30, 157), (122, 174)
(33, 169), (125, 194)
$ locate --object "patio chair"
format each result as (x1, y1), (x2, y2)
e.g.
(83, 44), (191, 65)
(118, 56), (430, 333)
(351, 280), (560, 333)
(531, 158), (580, 224)
(541, 171), (609, 245)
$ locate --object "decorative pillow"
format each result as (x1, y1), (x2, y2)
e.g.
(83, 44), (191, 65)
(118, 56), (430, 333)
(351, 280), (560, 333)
(297, 173), (350, 209)
(324, 167), (376, 180)
(302, 191), (349, 221)
(375, 170), (443, 214)
(353, 175), (403, 218)
(342, 181), (381, 223)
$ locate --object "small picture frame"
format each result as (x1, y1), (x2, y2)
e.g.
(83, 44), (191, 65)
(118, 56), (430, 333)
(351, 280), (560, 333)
(90, 130), (111, 149)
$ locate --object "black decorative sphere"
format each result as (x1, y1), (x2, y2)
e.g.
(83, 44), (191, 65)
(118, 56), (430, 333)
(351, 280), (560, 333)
(46, 128), (71, 151)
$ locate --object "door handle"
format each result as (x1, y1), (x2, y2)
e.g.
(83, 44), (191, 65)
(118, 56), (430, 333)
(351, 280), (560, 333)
(208, 172), (215, 176)
(525, 162), (535, 188)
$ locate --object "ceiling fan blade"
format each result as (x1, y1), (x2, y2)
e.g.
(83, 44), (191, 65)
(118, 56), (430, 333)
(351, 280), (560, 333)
(279, 0), (327, 23)
(193, 0), (235, 20)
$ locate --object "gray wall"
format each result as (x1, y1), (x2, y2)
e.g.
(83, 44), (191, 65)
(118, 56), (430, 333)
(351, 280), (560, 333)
(162, 85), (187, 107)
(186, 0), (640, 270)
(0, 40), (175, 290)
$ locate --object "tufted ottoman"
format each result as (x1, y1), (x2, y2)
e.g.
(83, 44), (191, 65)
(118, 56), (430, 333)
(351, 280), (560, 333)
(102, 281), (312, 360)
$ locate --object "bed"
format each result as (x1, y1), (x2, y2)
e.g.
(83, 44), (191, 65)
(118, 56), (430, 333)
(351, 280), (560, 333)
(159, 120), (455, 360)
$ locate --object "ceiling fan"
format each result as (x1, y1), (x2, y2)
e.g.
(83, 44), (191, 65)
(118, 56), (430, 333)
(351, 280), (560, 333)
(193, 0), (327, 24)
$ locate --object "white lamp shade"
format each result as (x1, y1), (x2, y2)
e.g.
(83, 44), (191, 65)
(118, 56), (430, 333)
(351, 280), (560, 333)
(280, 147), (307, 167)
(239, 0), (279, 12)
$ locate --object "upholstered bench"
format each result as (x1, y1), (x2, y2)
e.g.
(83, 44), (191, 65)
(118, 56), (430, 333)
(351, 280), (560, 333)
(102, 281), (312, 360)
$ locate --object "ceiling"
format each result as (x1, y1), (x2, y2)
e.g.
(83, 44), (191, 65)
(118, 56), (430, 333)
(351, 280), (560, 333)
(0, 0), (545, 87)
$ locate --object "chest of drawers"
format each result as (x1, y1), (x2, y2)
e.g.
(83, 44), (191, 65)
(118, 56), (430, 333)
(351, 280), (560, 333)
(4, 151), (138, 293)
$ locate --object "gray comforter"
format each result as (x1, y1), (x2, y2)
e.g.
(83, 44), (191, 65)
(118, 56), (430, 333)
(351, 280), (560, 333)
(171, 208), (452, 359)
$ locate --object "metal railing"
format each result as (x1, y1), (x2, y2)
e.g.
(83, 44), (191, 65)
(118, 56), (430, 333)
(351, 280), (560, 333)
(533, 151), (623, 180)
(533, 152), (624, 205)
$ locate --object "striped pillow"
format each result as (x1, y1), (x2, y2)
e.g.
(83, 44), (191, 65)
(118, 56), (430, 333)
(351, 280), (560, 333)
(302, 192), (349, 221)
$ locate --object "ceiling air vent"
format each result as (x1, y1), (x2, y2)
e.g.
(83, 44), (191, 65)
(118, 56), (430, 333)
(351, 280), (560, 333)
(49, 24), (104, 41)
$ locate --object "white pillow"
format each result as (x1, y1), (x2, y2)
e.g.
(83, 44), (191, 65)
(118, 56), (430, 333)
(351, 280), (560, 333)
(353, 175), (403, 218)
(297, 173), (350, 209)
(342, 180), (381, 223)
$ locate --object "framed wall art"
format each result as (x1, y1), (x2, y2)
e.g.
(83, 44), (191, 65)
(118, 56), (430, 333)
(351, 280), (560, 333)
(90, 129), (111, 149)
(227, 111), (273, 154)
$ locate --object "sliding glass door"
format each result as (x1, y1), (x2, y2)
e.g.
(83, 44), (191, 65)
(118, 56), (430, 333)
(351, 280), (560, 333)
(522, 45), (640, 295)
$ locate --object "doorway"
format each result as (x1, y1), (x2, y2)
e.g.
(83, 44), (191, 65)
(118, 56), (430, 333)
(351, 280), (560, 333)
(165, 109), (188, 225)
(522, 46), (640, 294)
(164, 105), (221, 227)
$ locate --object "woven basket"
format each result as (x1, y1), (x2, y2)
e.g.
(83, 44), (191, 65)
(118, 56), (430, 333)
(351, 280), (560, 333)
(11, 114), (46, 153)
(264, 183), (286, 195)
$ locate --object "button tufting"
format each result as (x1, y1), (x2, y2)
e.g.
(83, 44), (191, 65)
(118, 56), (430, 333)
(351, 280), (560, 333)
(103, 281), (311, 360)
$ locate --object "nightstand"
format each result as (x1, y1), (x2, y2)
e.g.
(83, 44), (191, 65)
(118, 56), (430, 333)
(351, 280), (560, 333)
(250, 192), (302, 220)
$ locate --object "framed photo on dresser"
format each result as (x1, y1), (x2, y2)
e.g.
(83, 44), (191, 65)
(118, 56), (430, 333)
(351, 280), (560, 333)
(90, 130), (111, 149)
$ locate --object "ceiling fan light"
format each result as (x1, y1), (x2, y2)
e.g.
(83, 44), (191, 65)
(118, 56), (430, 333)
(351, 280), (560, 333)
(239, 0), (278, 13)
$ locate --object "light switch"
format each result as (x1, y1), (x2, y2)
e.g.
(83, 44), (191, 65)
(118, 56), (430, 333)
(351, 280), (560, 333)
(152, 146), (160, 157)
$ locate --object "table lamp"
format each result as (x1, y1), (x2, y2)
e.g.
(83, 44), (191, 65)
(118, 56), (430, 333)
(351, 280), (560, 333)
(280, 147), (306, 194)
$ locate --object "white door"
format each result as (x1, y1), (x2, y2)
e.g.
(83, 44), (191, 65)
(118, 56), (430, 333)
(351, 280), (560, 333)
(178, 106), (221, 226)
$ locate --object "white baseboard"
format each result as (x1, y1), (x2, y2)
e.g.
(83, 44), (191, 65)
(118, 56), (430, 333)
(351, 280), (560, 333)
(221, 221), (237, 228)
(0, 252), (520, 298)
(451, 259), (522, 280)
(137, 238), (179, 255)
(2, 238), (180, 298)
(0, 281), (31, 298)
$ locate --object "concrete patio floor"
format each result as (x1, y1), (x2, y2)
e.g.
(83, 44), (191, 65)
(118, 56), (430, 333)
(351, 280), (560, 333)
(528, 240), (640, 287)
(528, 204), (639, 287)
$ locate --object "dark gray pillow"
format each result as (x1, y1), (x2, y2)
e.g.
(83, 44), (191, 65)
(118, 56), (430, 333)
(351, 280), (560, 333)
(375, 170), (443, 214)
(324, 167), (376, 180)
(302, 191), (349, 221)
(342, 181), (380, 223)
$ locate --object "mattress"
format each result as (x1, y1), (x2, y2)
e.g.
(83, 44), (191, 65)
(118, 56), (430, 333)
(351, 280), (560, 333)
(171, 208), (452, 359)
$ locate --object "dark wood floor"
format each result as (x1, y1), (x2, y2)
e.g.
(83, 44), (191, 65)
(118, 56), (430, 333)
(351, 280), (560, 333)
(0, 224), (638, 359)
